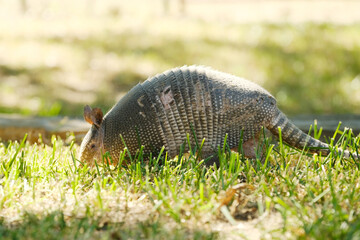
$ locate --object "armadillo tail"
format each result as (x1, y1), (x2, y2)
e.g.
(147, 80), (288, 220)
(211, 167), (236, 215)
(267, 109), (329, 156)
(267, 109), (359, 159)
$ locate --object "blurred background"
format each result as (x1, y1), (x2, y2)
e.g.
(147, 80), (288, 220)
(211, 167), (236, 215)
(1, 0), (360, 117)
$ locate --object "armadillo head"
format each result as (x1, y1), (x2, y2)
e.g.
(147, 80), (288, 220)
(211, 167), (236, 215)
(79, 105), (105, 165)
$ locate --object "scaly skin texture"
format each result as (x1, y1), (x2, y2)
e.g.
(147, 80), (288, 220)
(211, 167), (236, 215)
(79, 66), (358, 164)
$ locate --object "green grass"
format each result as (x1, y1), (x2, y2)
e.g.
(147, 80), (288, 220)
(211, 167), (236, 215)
(1, 126), (360, 239)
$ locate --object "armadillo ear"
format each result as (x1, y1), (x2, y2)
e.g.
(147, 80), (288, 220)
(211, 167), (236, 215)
(92, 107), (103, 128)
(84, 105), (94, 125)
(83, 105), (103, 128)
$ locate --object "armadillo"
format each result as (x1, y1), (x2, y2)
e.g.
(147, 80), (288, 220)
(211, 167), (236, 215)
(79, 65), (359, 164)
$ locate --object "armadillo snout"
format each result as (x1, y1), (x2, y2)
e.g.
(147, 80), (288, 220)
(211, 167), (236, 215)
(79, 125), (104, 164)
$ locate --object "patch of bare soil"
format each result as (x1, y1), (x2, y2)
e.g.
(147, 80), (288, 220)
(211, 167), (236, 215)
(213, 213), (283, 240)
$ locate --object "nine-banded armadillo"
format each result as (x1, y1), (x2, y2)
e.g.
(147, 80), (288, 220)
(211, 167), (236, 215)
(79, 65), (359, 164)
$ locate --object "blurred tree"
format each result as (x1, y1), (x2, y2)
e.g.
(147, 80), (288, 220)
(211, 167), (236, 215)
(163, 0), (170, 14)
(163, 0), (186, 14)
(19, 0), (28, 14)
(180, 0), (186, 14)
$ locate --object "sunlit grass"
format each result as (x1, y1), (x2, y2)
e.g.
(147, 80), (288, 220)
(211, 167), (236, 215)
(0, 125), (360, 239)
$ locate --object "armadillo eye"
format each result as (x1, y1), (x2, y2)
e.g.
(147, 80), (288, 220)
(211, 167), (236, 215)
(90, 144), (96, 149)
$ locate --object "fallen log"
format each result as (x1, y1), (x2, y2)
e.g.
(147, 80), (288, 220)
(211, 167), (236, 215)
(0, 114), (359, 145)
(0, 114), (88, 144)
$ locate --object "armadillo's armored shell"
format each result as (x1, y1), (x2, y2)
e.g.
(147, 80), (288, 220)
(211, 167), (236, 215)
(102, 66), (277, 159)
(102, 83), (165, 160)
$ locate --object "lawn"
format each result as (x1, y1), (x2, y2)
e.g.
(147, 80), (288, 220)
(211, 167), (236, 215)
(1, 1), (360, 239)
(1, 128), (360, 239)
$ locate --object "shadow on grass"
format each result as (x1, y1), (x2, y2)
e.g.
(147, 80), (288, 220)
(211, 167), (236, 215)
(1, 23), (360, 116)
(253, 23), (360, 115)
(46, 23), (360, 115)
(0, 211), (218, 240)
(49, 32), (200, 67)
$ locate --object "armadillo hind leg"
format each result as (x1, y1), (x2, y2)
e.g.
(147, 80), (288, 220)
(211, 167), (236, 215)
(233, 132), (267, 160)
(202, 134), (267, 164)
